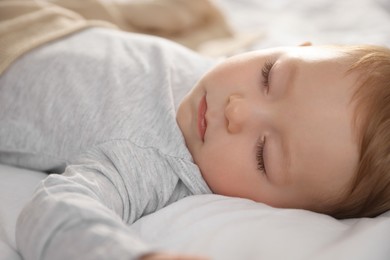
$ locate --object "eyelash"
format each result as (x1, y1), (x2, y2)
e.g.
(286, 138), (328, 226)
(256, 137), (266, 174)
(261, 60), (275, 89)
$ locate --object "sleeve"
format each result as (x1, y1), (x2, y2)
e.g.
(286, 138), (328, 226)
(15, 140), (183, 260)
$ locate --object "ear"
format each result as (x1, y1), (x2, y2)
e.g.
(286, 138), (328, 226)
(299, 41), (312, 47)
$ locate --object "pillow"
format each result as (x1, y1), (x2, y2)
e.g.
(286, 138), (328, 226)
(131, 194), (390, 260)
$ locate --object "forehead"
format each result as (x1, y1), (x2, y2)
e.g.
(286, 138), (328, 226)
(233, 46), (347, 64)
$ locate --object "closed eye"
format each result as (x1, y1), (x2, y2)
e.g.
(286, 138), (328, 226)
(256, 136), (266, 174)
(261, 60), (275, 91)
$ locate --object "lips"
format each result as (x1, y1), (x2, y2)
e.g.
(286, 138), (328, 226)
(197, 95), (208, 141)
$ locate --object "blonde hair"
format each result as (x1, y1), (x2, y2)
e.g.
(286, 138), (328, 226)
(330, 45), (390, 218)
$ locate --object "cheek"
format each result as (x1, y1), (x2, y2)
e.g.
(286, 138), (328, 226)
(196, 141), (263, 198)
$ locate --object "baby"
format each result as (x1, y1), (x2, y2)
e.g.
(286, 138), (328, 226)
(177, 44), (390, 220)
(1, 2), (390, 260)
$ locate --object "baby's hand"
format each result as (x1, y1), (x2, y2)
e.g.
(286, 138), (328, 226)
(140, 252), (209, 260)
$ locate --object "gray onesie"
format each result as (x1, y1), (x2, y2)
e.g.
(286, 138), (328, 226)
(0, 28), (214, 260)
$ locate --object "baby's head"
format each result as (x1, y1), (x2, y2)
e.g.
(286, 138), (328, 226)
(176, 44), (390, 218)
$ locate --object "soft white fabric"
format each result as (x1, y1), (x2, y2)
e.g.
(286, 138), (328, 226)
(0, 164), (46, 260)
(131, 195), (390, 260)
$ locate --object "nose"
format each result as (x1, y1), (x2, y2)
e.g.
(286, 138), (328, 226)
(225, 94), (249, 133)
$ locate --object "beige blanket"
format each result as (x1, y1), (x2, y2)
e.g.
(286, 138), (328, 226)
(0, 0), (236, 74)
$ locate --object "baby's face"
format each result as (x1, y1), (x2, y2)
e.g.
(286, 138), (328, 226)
(177, 46), (360, 212)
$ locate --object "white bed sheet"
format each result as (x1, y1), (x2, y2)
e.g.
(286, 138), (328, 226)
(0, 165), (46, 260)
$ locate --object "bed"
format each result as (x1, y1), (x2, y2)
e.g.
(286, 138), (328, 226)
(1, 0), (390, 259)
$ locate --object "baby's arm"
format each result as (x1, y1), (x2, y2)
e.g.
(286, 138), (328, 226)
(15, 141), (182, 260)
(16, 145), (146, 259)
